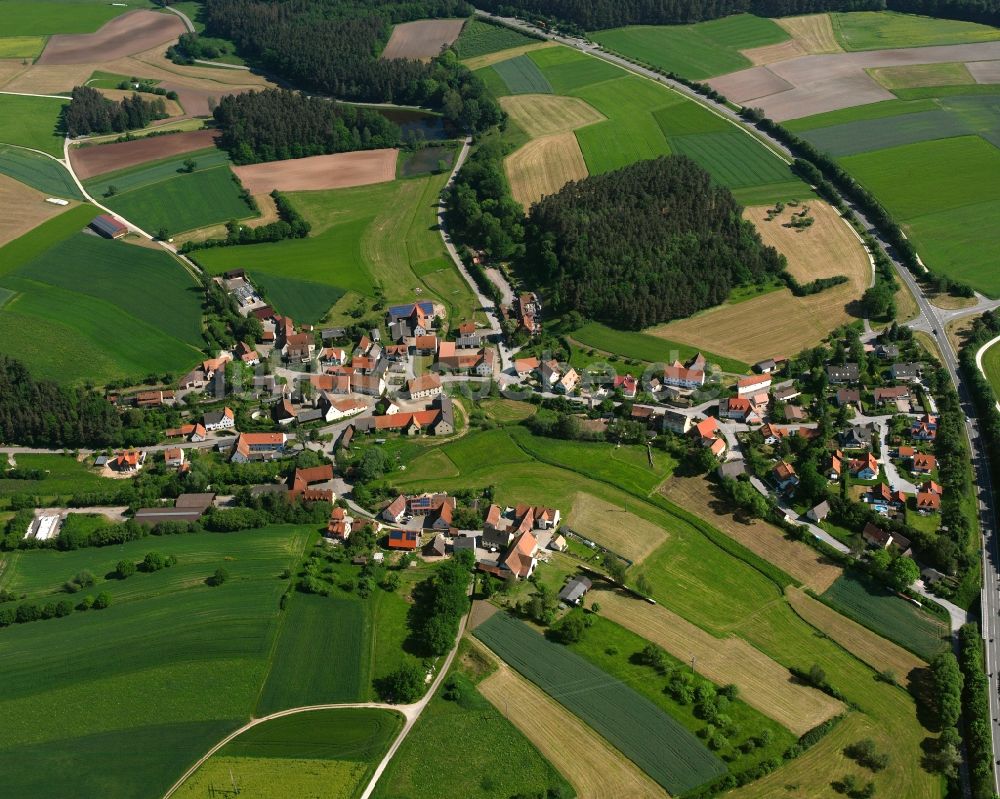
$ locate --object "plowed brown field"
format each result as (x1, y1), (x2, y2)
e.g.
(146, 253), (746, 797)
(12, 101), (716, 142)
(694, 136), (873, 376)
(381, 19), (466, 61)
(232, 149), (398, 193)
(37, 11), (185, 65)
(69, 128), (221, 180)
(0, 175), (75, 248)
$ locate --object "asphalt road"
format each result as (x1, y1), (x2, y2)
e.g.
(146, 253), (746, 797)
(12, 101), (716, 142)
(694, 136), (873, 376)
(476, 8), (1000, 788)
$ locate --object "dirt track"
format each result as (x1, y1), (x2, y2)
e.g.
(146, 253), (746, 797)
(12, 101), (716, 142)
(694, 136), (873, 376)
(232, 149), (398, 194)
(37, 10), (185, 65)
(709, 40), (1000, 120)
(69, 128), (221, 180)
(381, 19), (465, 61)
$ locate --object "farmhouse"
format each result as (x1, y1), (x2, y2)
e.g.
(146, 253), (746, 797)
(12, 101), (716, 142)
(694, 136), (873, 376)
(412, 334), (439, 355)
(663, 360), (704, 389)
(288, 464), (334, 502)
(408, 373), (442, 400)
(231, 432), (287, 463)
(326, 506), (354, 540)
(356, 395), (454, 436)
(388, 529), (420, 550)
(614, 374), (637, 398)
(135, 389), (175, 407)
(501, 531), (538, 580)
(234, 341), (260, 365)
(720, 397), (762, 424)
(89, 214), (128, 239)
(319, 395), (367, 422)
(737, 374), (771, 397)
(383, 495), (407, 524)
(203, 407), (235, 431)
(483, 503), (561, 550)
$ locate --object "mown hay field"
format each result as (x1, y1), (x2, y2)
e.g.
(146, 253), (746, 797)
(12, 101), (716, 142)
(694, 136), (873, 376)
(505, 131), (588, 208)
(0, 174), (75, 249)
(498, 93), (605, 137)
(820, 573), (950, 660)
(463, 41), (555, 71)
(566, 491), (669, 564)
(786, 587), (926, 686)
(869, 60), (975, 89)
(478, 663), (667, 799)
(0, 94), (66, 157)
(832, 10), (1000, 50)
(775, 13), (843, 53)
(660, 476), (841, 591)
(474, 612), (726, 795)
(593, 588), (843, 736)
(651, 199), (869, 363)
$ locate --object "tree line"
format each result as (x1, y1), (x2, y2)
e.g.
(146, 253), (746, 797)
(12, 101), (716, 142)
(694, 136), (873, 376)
(202, 0), (502, 133)
(63, 86), (168, 137)
(522, 156), (785, 329)
(475, 0), (1000, 31)
(182, 190), (311, 252)
(213, 89), (400, 164)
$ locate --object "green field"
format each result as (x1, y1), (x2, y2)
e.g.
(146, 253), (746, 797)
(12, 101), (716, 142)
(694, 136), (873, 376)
(83, 147), (231, 195)
(474, 612), (726, 795)
(256, 594), (371, 715)
(799, 108), (970, 156)
(0, 525), (310, 799)
(0, 35), (46, 57)
(101, 165), (256, 236)
(783, 98), (940, 131)
(0, 454), (107, 503)
(870, 61), (975, 90)
(527, 45), (623, 93)
(0, 145), (82, 199)
(454, 18), (536, 58)
(592, 14), (789, 79)
(492, 53), (552, 93)
(981, 339), (1000, 399)
(3, 0), (154, 36)
(176, 708), (402, 799)
(572, 320), (748, 373)
(197, 173), (479, 322)
(820, 573), (950, 660)
(0, 203), (96, 276)
(372, 648), (574, 799)
(0, 95), (67, 157)
(0, 231), (204, 384)
(249, 271), (344, 324)
(667, 129), (792, 187)
(832, 10), (1000, 50)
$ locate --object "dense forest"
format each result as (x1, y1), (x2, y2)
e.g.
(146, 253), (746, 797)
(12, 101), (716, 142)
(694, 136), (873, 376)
(202, 0), (503, 132)
(523, 156), (784, 329)
(63, 86), (167, 137)
(477, 0), (1000, 29)
(0, 358), (123, 447)
(213, 89), (400, 163)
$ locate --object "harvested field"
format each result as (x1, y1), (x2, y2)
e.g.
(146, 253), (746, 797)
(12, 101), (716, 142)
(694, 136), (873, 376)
(478, 663), (667, 799)
(869, 61), (974, 89)
(651, 200), (869, 363)
(775, 13), (843, 54)
(0, 63), (92, 94)
(0, 174), (74, 248)
(381, 19), (465, 61)
(660, 475), (841, 592)
(566, 492), (668, 564)
(968, 59), (1000, 83)
(70, 128), (220, 180)
(0, 59), (31, 89)
(37, 11), (185, 65)
(741, 39), (807, 66)
(232, 149), (398, 194)
(709, 40), (1000, 120)
(461, 41), (555, 71)
(592, 588), (844, 736)
(787, 587), (926, 686)
(499, 94), (605, 138)
(505, 132), (587, 208)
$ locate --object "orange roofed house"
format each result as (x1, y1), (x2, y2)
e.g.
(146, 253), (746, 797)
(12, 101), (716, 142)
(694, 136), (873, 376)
(388, 529), (420, 550)
(231, 432), (287, 463)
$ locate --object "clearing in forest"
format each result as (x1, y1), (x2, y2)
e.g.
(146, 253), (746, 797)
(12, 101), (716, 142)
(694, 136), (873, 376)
(505, 131), (588, 208)
(499, 93), (605, 137)
(592, 588), (844, 737)
(660, 476), (841, 592)
(381, 19), (466, 61)
(478, 662), (667, 799)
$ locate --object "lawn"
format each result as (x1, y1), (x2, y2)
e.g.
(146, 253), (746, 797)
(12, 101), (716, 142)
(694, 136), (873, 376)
(101, 164), (257, 236)
(832, 10), (1000, 50)
(820, 572), (950, 660)
(0, 145), (83, 199)
(592, 14), (790, 79)
(176, 708), (403, 799)
(3, 0), (153, 36)
(0, 525), (310, 799)
(453, 18), (537, 59)
(474, 612), (726, 795)
(0, 94), (67, 157)
(249, 271), (345, 324)
(571, 320), (749, 373)
(372, 646), (574, 799)
(492, 54), (552, 94)
(256, 593), (371, 714)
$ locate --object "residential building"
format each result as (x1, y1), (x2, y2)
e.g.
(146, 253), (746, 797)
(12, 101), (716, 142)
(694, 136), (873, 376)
(412, 334), (438, 355)
(663, 361), (705, 389)
(326, 507), (353, 540)
(916, 491), (941, 511)
(874, 386), (909, 404)
(911, 414), (937, 441)
(720, 397), (762, 424)
(502, 531), (538, 580)
(807, 500), (830, 523)
(408, 373), (443, 400)
(383, 495), (407, 524)
(876, 344), (899, 360)
(737, 374), (771, 397)
(556, 367), (579, 394)
(850, 452), (880, 480)
(112, 449), (145, 472)
(827, 363), (859, 383)
(912, 453), (937, 474)
(772, 385), (800, 402)
(388, 529), (420, 550)
(353, 374), (386, 397)
(828, 450), (844, 480)
(891, 362), (920, 382)
(835, 388), (861, 407)
(613, 374), (637, 399)
(514, 357), (540, 378)
(164, 447), (185, 470)
(662, 409), (692, 434)
(231, 432), (287, 463)
(203, 407), (235, 431)
(840, 422), (877, 449)
(772, 460), (798, 490)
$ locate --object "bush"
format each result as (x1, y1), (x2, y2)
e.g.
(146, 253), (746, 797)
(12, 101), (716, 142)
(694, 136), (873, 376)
(64, 570), (96, 593)
(92, 591), (111, 610)
(116, 559), (136, 579)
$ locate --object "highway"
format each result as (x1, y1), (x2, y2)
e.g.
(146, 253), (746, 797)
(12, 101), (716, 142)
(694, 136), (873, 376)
(474, 8), (1000, 788)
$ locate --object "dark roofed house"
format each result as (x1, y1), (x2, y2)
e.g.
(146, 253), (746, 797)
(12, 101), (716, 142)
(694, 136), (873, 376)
(827, 363), (859, 383)
(890, 362), (920, 381)
(90, 214), (127, 240)
(175, 493), (216, 513)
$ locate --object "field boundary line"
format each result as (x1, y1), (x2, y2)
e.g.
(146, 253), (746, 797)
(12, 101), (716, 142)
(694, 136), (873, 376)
(0, 90), (67, 100)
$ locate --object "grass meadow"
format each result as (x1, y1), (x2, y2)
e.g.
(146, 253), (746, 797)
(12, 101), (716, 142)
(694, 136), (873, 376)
(454, 18), (536, 59)
(0, 231), (204, 383)
(0, 203), (96, 276)
(592, 14), (790, 79)
(0, 454), (107, 505)
(0, 525), (310, 799)
(249, 271), (344, 324)
(0, 95), (67, 157)
(0, 145), (82, 199)
(832, 10), (1000, 50)
(981, 339), (1000, 399)
(492, 54), (552, 94)
(3, 0), (154, 36)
